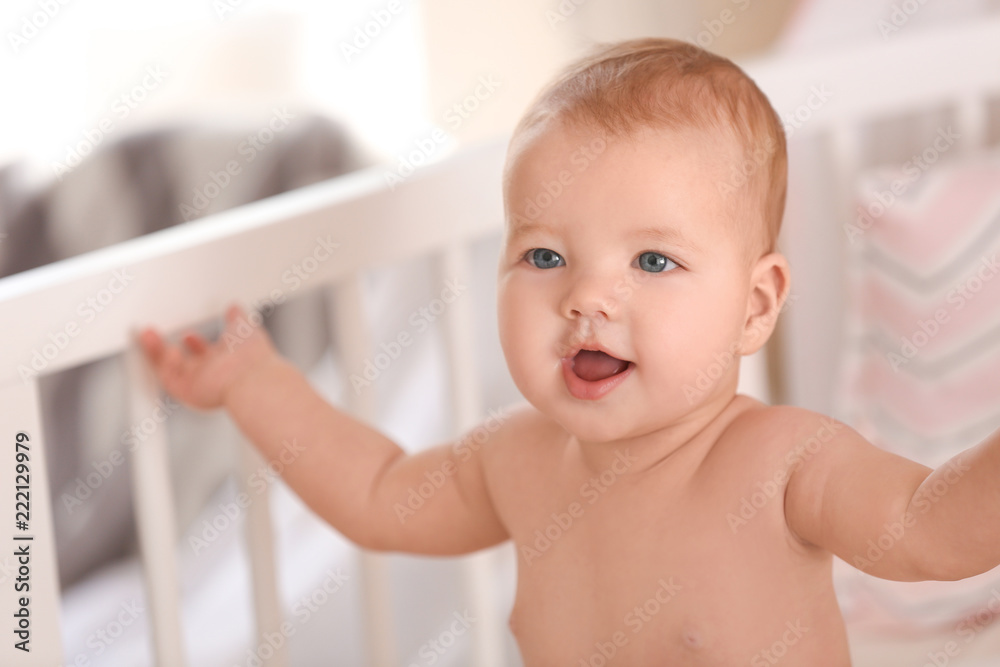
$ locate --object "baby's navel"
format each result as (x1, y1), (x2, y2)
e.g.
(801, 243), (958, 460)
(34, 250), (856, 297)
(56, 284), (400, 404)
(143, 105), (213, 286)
(682, 626), (704, 649)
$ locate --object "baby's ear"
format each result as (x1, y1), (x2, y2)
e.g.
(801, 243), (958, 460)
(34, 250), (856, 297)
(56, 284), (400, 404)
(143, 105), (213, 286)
(739, 252), (791, 356)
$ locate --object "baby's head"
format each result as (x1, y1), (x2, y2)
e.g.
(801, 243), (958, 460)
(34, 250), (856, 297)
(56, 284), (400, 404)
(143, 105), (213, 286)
(497, 38), (792, 442)
(503, 37), (786, 267)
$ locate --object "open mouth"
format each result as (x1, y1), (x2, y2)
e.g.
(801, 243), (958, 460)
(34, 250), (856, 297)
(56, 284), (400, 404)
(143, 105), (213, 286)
(562, 348), (634, 400)
(570, 349), (631, 381)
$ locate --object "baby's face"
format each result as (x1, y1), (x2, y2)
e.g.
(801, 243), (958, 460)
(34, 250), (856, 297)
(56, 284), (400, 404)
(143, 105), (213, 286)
(497, 121), (757, 443)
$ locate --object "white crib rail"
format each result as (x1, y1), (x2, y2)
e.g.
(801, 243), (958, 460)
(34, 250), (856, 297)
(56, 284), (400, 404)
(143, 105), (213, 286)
(741, 16), (1000, 136)
(740, 15), (1000, 225)
(0, 136), (507, 666)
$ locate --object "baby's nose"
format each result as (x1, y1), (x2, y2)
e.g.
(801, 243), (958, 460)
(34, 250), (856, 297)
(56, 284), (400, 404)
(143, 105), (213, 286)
(560, 275), (618, 320)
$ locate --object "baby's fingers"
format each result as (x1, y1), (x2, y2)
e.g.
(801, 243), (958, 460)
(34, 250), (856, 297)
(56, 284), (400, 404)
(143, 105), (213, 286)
(139, 329), (186, 385)
(139, 328), (166, 365)
(225, 303), (247, 327)
(183, 331), (209, 355)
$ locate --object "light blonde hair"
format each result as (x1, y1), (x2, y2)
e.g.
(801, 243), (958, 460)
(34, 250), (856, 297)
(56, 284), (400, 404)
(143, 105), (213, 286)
(504, 38), (787, 263)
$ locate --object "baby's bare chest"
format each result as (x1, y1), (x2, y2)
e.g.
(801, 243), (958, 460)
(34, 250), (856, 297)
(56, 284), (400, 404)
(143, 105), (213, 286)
(498, 461), (846, 665)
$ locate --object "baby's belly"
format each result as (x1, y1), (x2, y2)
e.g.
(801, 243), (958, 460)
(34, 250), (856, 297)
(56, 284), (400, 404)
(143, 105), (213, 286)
(509, 557), (849, 666)
(507, 505), (850, 665)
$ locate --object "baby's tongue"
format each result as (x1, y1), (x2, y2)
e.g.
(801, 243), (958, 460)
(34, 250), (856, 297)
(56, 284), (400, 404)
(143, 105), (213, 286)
(572, 350), (629, 382)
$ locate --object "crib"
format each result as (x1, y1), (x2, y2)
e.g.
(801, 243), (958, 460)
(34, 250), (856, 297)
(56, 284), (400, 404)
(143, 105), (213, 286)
(1, 15), (999, 667)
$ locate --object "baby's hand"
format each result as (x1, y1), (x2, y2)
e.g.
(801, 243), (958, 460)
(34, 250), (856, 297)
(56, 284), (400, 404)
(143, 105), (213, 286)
(138, 303), (279, 411)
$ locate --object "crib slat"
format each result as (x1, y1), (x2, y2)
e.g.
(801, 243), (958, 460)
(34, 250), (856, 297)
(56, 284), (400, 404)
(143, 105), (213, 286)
(827, 120), (865, 279)
(827, 121), (863, 224)
(125, 345), (188, 667)
(825, 122), (868, 425)
(957, 95), (987, 153)
(238, 439), (289, 667)
(0, 377), (63, 665)
(329, 275), (398, 667)
(439, 243), (506, 667)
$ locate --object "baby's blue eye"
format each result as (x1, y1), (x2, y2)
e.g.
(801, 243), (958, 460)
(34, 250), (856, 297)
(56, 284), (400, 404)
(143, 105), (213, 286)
(637, 252), (678, 273)
(527, 248), (564, 269)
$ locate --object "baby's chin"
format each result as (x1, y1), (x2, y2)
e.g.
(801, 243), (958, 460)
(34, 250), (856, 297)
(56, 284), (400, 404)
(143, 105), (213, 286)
(546, 405), (647, 445)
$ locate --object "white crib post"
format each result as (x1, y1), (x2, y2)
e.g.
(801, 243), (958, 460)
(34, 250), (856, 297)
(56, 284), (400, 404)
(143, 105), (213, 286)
(329, 276), (398, 667)
(125, 345), (188, 667)
(827, 121), (864, 225)
(237, 437), (289, 667)
(439, 242), (505, 667)
(826, 121), (868, 426)
(0, 377), (64, 665)
(957, 95), (987, 153)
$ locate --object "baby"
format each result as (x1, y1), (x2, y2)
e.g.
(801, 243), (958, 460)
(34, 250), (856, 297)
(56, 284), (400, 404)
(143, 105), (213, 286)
(140, 38), (1000, 665)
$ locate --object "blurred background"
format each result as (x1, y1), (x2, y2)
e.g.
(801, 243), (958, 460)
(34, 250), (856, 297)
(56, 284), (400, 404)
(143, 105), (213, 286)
(2, 0), (1000, 665)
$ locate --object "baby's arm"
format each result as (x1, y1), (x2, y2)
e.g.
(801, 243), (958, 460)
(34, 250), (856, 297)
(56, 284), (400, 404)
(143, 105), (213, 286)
(139, 304), (509, 555)
(780, 406), (1000, 581)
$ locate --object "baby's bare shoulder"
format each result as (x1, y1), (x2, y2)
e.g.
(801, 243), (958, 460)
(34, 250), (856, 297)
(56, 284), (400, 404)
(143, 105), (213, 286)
(720, 399), (847, 463)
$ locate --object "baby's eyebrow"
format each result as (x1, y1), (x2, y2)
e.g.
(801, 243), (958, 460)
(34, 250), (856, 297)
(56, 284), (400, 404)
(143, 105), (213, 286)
(633, 225), (702, 253)
(509, 220), (701, 254)
(507, 219), (550, 244)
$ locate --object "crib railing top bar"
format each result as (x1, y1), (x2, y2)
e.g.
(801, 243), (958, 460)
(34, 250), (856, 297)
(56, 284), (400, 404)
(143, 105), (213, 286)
(0, 163), (370, 302)
(741, 15), (1000, 135)
(0, 135), (508, 384)
(0, 134), (510, 302)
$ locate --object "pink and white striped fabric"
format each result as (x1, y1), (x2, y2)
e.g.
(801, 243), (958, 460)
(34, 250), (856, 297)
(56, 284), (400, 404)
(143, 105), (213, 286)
(833, 149), (1000, 636)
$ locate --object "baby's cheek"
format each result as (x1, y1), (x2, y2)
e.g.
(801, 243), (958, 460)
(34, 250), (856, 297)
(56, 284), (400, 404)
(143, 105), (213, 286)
(640, 321), (728, 381)
(496, 290), (522, 347)
(497, 305), (538, 372)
